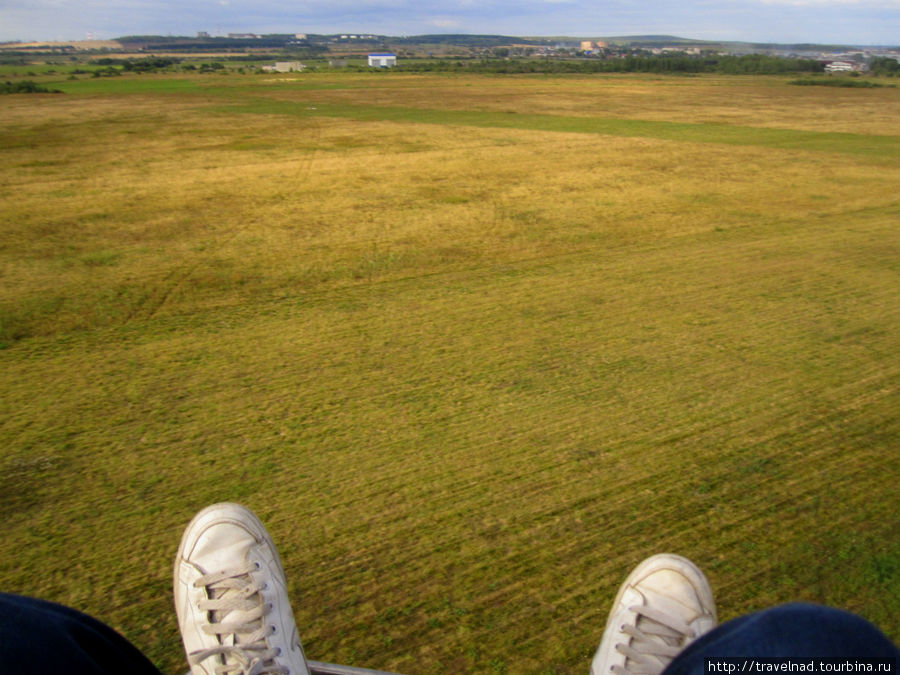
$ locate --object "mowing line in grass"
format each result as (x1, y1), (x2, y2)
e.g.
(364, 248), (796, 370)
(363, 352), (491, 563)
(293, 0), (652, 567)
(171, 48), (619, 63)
(217, 99), (900, 159)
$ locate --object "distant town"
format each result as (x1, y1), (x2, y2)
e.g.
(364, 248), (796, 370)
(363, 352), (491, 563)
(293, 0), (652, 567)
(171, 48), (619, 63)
(2, 32), (898, 74)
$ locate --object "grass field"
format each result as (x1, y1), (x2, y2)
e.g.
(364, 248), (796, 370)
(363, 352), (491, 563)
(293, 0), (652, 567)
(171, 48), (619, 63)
(1, 71), (898, 674)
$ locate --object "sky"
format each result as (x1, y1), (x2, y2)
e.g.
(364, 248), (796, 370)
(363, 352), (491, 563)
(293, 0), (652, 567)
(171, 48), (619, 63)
(1, 0), (898, 46)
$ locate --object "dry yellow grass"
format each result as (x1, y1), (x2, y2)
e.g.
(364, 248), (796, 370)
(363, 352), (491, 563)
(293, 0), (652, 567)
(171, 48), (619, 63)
(256, 73), (900, 135)
(4, 81), (898, 340)
(0, 39), (123, 50)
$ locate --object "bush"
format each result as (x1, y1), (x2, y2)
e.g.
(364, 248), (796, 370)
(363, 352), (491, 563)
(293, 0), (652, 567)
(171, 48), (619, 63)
(1, 80), (62, 94)
(90, 57), (181, 72)
(789, 78), (891, 88)
(91, 66), (121, 78)
(869, 57), (900, 77)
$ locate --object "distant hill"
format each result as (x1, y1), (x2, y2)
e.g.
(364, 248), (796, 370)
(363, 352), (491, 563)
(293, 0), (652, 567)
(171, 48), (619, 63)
(598, 35), (708, 45)
(3, 33), (895, 55)
(0, 39), (123, 51)
(536, 34), (896, 50)
(92, 33), (900, 52)
(390, 34), (546, 47)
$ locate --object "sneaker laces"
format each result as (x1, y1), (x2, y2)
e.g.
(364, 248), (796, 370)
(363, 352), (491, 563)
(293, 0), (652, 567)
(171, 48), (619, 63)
(612, 603), (703, 675)
(188, 561), (286, 675)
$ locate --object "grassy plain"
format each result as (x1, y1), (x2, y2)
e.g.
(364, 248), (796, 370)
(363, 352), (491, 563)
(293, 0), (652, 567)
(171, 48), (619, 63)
(1, 72), (898, 673)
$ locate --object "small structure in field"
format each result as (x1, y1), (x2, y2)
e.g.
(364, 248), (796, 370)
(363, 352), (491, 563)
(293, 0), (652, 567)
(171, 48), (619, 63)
(263, 61), (305, 73)
(825, 61), (854, 72)
(368, 53), (397, 68)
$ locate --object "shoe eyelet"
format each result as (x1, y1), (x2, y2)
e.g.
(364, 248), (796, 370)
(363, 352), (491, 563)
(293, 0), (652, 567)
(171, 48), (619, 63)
(254, 562), (261, 570)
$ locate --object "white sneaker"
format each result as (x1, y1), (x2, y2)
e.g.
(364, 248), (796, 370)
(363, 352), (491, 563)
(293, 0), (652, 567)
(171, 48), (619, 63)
(174, 503), (311, 675)
(590, 554), (717, 675)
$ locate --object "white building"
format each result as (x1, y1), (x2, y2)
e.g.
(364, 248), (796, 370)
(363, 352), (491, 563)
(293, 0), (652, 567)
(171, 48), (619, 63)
(273, 61), (305, 72)
(368, 53), (397, 68)
(825, 61), (854, 72)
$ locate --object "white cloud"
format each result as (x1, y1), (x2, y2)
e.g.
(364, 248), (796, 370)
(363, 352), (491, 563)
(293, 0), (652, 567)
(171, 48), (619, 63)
(429, 17), (462, 28)
(754, 0), (900, 5)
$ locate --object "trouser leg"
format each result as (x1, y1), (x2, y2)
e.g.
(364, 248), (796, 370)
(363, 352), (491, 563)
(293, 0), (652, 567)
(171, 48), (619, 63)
(0, 591), (163, 674)
(663, 603), (899, 675)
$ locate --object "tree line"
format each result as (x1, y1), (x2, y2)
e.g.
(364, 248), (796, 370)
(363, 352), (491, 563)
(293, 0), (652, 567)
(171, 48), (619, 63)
(868, 57), (900, 76)
(396, 54), (825, 75)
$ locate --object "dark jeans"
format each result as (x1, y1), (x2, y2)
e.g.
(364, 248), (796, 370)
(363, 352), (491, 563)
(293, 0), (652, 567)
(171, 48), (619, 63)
(664, 603), (899, 675)
(0, 594), (896, 674)
(0, 592), (162, 674)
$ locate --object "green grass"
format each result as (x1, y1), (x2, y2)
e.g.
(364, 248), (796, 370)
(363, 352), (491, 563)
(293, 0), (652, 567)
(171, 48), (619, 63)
(0, 71), (898, 674)
(791, 77), (895, 89)
(56, 75), (212, 94)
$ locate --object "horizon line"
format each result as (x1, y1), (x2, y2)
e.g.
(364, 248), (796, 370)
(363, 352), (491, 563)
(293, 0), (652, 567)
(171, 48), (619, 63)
(2, 32), (899, 49)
